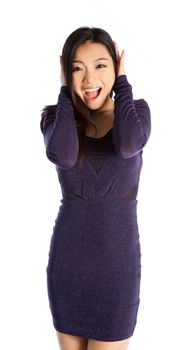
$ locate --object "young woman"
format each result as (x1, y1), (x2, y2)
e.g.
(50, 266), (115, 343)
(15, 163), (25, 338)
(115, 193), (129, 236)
(40, 26), (151, 350)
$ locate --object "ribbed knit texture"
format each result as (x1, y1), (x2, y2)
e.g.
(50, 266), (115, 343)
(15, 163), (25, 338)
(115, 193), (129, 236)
(40, 74), (151, 341)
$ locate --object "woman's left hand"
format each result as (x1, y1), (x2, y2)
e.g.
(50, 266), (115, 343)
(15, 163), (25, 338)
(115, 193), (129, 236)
(113, 41), (125, 77)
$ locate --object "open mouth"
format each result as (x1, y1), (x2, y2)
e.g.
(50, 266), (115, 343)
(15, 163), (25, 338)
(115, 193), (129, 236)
(84, 87), (102, 101)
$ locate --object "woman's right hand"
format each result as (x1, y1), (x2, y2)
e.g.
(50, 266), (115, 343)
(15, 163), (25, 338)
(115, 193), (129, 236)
(60, 55), (67, 86)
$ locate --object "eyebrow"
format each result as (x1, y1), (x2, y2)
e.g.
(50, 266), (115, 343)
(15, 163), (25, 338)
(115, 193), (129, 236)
(72, 58), (109, 64)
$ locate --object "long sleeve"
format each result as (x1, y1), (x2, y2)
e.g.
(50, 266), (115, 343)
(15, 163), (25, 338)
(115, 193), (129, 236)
(113, 74), (151, 158)
(40, 86), (79, 169)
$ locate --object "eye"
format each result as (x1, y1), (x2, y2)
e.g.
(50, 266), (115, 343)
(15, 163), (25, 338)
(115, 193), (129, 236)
(96, 64), (106, 69)
(72, 66), (82, 72)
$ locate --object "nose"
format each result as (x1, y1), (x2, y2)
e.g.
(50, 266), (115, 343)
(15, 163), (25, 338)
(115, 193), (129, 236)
(83, 69), (97, 84)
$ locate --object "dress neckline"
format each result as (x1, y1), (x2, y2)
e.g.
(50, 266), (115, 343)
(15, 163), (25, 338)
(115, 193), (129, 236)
(85, 128), (113, 140)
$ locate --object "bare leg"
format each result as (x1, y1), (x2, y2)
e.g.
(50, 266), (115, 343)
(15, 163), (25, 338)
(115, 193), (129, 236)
(56, 331), (88, 350)
(87, 337), (130, 350)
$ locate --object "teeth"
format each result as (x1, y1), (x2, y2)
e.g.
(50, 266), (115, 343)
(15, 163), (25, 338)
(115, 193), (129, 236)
(84, 87), (100, 92)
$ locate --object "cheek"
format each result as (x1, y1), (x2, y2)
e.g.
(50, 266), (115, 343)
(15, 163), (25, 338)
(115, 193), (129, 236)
(104, 75), (115, 91)
(104, 68), (115, 85)
(72, 76), (80, 93)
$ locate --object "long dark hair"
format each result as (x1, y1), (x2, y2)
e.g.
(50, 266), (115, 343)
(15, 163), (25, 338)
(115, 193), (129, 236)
(40, 26), (118, 167)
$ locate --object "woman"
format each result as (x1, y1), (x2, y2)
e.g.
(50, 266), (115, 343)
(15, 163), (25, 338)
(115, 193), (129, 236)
(40, 26), (151, 350)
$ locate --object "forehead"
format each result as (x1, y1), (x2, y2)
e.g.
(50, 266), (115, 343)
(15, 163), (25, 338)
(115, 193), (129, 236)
(73, 41), (111, 62)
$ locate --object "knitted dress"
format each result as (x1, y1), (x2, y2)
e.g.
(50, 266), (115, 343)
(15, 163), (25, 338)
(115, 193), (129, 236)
(40, 74), (151, 341)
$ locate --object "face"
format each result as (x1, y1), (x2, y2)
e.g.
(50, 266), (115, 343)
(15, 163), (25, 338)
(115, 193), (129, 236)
(71, 41), (116, 113)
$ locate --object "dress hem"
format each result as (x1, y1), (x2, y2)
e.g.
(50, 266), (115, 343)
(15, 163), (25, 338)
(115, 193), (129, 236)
(53, 324), (134, 342)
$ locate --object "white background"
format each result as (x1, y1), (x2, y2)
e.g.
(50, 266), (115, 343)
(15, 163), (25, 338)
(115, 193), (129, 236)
(0, 0), (193, 349)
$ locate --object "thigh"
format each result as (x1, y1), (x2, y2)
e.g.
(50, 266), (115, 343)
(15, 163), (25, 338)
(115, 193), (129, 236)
(87, 337), (130, 350)
(56, 331), (88, 350)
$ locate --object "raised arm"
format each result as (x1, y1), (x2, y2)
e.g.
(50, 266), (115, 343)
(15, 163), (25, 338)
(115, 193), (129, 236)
(112, 74), (151, 158)
(40, 86), (79, 169)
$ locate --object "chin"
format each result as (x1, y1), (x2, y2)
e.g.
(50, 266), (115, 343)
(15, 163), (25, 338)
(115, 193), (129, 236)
(87, 102), (106, 112)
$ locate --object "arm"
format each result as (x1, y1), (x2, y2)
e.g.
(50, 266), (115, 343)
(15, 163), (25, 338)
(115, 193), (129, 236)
(40, 86), (79, 169)
(112, 74), (151, 158)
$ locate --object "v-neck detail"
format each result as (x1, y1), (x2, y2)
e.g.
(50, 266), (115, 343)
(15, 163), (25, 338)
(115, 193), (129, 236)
(84, 128), (114, 177)
(85, 153), (113, 177)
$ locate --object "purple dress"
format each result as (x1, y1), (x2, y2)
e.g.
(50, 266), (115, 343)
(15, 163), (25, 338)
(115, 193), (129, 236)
(40, 75), (151, 341)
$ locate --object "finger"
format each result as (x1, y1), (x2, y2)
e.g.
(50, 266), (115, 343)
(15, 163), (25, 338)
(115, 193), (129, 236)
(120, 49), (125, 62)
(113, 41), (119, 59)
(60, 55), (63, 66)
